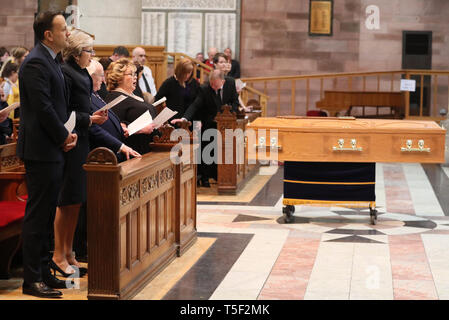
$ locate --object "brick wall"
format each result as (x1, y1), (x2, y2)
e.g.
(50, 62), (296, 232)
(0, 0), (37, 50)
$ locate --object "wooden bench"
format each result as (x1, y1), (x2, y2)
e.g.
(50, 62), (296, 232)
(0, 143), (27, 279)
(316, 90), (405, 118)
(84, 141), (197, 299)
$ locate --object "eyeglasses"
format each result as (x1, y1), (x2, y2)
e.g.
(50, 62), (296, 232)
(124, 72), (137, 77)
(82, 49), (95, 55)
(93, 73), (105, 77)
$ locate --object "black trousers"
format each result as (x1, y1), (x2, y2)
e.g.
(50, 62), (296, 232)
(22, 160), (64, 284)
(199, 125), (218, 182)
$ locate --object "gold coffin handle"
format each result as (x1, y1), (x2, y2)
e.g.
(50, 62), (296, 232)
(332, 139), (363, 152)
(401, 139), (430, 153)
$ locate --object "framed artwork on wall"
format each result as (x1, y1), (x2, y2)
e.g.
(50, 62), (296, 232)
(38, 0), (73, 12)
(309, 0), (333, 36)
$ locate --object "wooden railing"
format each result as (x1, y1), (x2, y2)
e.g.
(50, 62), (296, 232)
(165, 52), (213, 84)
(241, 70), (449, 121)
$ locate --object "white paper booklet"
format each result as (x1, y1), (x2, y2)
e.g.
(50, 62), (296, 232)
(97, 94), (127, 112)
(64, 111), (76, 133)
(0, 102), (20, 115)
(152, 96), (166, 107)
(128, 110), (153, 136)
(235, 79), (246, 92)
(153, 107), (178, 129)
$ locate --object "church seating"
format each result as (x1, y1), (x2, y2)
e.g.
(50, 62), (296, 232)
(84, 138), (197, 299)
(316, 90), (405, 118)
(0, 143), (27, 279)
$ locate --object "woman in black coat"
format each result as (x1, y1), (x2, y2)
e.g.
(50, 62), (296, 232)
(51, 30), (107, 278)
(105, 58), (157, 155)
(154, 57), (199, 122)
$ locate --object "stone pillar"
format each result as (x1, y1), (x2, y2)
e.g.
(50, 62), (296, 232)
(78, 0), (142, 45)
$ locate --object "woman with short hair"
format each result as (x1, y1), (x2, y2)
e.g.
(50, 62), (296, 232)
(105, 58), (157, 155)
(50, 29), (107, 278)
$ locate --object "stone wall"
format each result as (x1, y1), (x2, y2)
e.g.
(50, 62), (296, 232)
(78, 0), (142, 45)
(0, 0), (37, 50)
(240, 0), (449, 77)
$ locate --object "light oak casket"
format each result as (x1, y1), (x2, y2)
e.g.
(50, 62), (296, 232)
(247, 117), (446, 163)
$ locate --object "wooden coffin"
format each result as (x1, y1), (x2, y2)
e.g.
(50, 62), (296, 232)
(247, 117), (446, 163)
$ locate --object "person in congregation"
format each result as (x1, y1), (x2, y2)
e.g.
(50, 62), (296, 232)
(154, 57), (199, 123)
(18, 10), (78, 298)
(11, 46), (30, 66)
(213, 52), (232, 76)
(224, 48), (241, 79)
(87, 59), (141, 161)
(97, 57), (112, 99)
(172, 70), (239, 187)
(0, 84), (12, 144)
(50, 29), (108, 279)
(105, 58), (157, 155)
(109, 45), (129, 62)
(195, 52), (205, 80)
(1, 61), (19, 118)
(204, 47), (217, 69)
(132, 47), (157, 101)
(0, 47), (9, 69)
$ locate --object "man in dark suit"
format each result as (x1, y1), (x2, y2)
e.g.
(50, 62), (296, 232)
(172, 70), (239, 187)
(87, 59), (140, 162)
(17, 11), (77, 298)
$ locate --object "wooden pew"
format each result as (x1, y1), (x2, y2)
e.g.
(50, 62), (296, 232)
(316, 91), (405, 118)
(0, 143), (26, 279)
(215, 106), (260, 194)
(83, 144), (197, 300)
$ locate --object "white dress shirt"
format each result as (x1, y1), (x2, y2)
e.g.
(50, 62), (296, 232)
(139, 65), (157, 96)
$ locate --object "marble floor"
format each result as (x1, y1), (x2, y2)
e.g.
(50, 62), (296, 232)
(1, 162), (449, 300)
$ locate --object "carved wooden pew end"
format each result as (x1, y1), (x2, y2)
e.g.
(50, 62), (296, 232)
(84, 146), (197, 300)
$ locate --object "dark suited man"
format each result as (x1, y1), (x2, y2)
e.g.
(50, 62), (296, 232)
(172, 70), (239, 187)
(17, 11), (77, 298)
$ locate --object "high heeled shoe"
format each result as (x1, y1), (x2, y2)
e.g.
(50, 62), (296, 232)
(49, 260), (75, 278)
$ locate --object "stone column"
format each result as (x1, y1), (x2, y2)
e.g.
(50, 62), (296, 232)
(78, 0), (142, 45)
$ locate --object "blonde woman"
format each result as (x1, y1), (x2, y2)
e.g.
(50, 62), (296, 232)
(105, 58), (157, 155)
(50, 29), (107, 278)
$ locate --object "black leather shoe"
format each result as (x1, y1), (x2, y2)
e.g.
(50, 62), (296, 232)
(22, 282), (62, 298)
(43, 273), (72, 289)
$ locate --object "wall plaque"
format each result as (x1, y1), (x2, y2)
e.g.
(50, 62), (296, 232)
(309, 0), (333, 36)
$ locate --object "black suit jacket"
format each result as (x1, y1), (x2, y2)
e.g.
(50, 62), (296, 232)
(89, 93), (124, 155)
(17, 42), (69, 162)
(183, 76), (239, 128)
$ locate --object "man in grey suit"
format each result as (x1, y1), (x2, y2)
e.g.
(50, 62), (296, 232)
(18, 11), (77, 298)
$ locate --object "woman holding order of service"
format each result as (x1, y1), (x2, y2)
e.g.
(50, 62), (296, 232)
(51, 29), (108, 278)
(105, 58), (157, 155)
(153, 57), (199, 123)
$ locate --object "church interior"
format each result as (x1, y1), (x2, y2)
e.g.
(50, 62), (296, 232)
(1, 0), (449, 302)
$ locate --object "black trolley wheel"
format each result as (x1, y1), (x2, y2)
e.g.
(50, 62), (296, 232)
(369, 208), (378, 225)
(282, 205), (295, 223)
